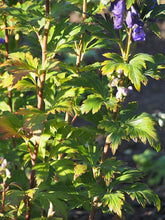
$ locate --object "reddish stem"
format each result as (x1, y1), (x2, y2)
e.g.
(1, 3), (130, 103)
(37, 0), (50, 110)
(71, 114), (77, 126)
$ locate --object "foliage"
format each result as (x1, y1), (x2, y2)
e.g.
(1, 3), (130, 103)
(0, 0), (164, 219)
(133, 149), (165, 186)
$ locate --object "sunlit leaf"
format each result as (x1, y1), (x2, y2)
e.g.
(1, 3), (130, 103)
(0, 114), (22, 140)
(74, 164), (88, 181)
(103, 192), (125, 217)
(81, 94), (104, 114)
(123, 182), (161, 211)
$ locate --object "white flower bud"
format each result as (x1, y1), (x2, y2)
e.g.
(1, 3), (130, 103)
(158, 112), (165, 119)
(158, 118), (164, 127)
(6, 168), (11, 178)
(117, 68), (123, 75)
(1, 159), (7, 169)
(122, 87), (128, 96)
(111, 78), (120, 87)
(116, 87), (128, 99)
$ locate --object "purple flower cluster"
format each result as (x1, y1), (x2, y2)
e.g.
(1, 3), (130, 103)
(111, 0), (125, 29)
(0, 38), (5, 44)
(126, 6), (145, 41)
(110, 0), (158, 41)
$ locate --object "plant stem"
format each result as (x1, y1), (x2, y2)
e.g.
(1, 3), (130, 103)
(124, 28), (132, 62)
(132, 42), (137, 58)
(76, 0), (87, 69)
(119, 29), (125, 57)
(89, 208), (97, 220)
(37, 0), (50, 110)
(1, 179), (6, 213)
(29, 142), (39, 189)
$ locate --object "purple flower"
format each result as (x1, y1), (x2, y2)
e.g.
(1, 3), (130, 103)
(126, 6), (143, 29)
(114, 15), (124, 29)
(126, 11), (133, 28)
(111, 0), (125, 29)
(111, 0), (125, 16)
(0, 38), (5, 44)
(132, 25), (146, 41)
(151, 0), (158, 10)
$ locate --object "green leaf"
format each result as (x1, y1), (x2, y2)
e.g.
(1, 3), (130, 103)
(33, 163), (50, 185)
(17, 200), (25, 217)
(116, 169), (142, 184)
(102, 53), (123, 76)
(101, 158), (123, 186)
(35, 190), (69, 219)
(51, 159), (74, 182)
(1, 52), (39, 86)
(16, 106), (47, 134)
(149, 22), (161, 38)
(129, 66), (142, 91)
(74, 164), (88, 181)
(123, 182), (161, 211)
(38, 134), (51, 160)
(126, 113), (161, 152)
(6, 190), (25, 207)
(126, 0), (135, 9)
(99, 118), (126, 154)
(0, 101), (11, 112)
(103, 192), (125, 217)
(81, 94), (104, 114)
(0, 113), (22, 140)
(128, 53), (154, 91)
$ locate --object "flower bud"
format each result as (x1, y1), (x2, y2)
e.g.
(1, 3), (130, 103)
(15, 33), (20, 41)
(1, 159), (7, 169)
(6, 168), (11, 178)
(116, 87), (128, 99)
(111, 78), (120, 87)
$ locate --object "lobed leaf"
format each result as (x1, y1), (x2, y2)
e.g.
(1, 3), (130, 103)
(81, 94), (104, 114)
(103, 192), (125, 217)
(123, 182), (161, 211)
(126, 112), (161, 152)
(74, 164), (88, 181)
(0, 114), (22, 140)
